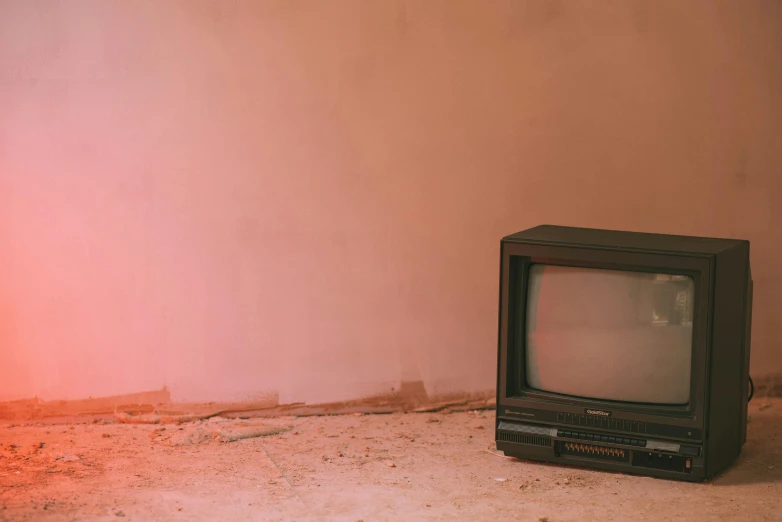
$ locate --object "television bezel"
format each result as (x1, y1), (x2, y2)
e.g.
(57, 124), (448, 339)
(498, 242), (711, 434)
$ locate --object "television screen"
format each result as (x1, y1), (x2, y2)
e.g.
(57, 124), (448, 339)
(525, 264), (694, 405)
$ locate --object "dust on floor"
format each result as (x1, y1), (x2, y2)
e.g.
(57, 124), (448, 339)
(1, 400), (780, 521)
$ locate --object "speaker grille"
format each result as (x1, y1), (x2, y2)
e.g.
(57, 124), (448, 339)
(497, 431), (550, 447)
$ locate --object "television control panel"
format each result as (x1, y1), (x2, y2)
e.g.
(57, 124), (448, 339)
(557, 411), (648, 433)
(496, 420), (702, 477)
(556, 428), (647, 448)
(500, 405), (702, 441)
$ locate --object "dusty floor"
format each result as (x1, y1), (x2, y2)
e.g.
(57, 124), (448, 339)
(1, 400), (780, 521)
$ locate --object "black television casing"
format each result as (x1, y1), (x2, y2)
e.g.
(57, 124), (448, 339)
(495, 225), (752, 482)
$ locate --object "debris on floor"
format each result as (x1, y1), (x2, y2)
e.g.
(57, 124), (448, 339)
(0, 399), (780, 521)
(54, 454), (80, 462)
(149, 421), (292, 447)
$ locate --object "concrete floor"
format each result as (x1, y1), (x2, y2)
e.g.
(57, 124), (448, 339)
(1, 399), (780, 521)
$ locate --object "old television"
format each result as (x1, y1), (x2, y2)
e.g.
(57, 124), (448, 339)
(495, 225), (753, 481)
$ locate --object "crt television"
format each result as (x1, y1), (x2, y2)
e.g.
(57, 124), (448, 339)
(495, 225), (753, 481)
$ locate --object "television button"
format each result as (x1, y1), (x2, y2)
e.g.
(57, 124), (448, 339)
(566, 413), (573, 423)
(557, 412), (565, 422)
(600, 435), (609, 443)
(609, 418), (617, 429)
(680, 446), (700, 457)
(631, 421), (639, 432)
(622, 438), (631, 446)
(637, 422), (645, 433)
(579, 415), (586, 425)
(601, 418), (609, 428)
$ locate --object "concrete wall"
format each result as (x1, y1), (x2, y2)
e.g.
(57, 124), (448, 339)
(1, 0), (780, 403)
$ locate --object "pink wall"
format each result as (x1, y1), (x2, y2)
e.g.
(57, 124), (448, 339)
(1, 1), (781, 403)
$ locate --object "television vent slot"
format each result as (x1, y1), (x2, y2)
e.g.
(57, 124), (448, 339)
(498, 432), (550, 447)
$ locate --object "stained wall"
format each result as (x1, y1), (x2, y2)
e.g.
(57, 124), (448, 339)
(1, 0), (780, 403)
